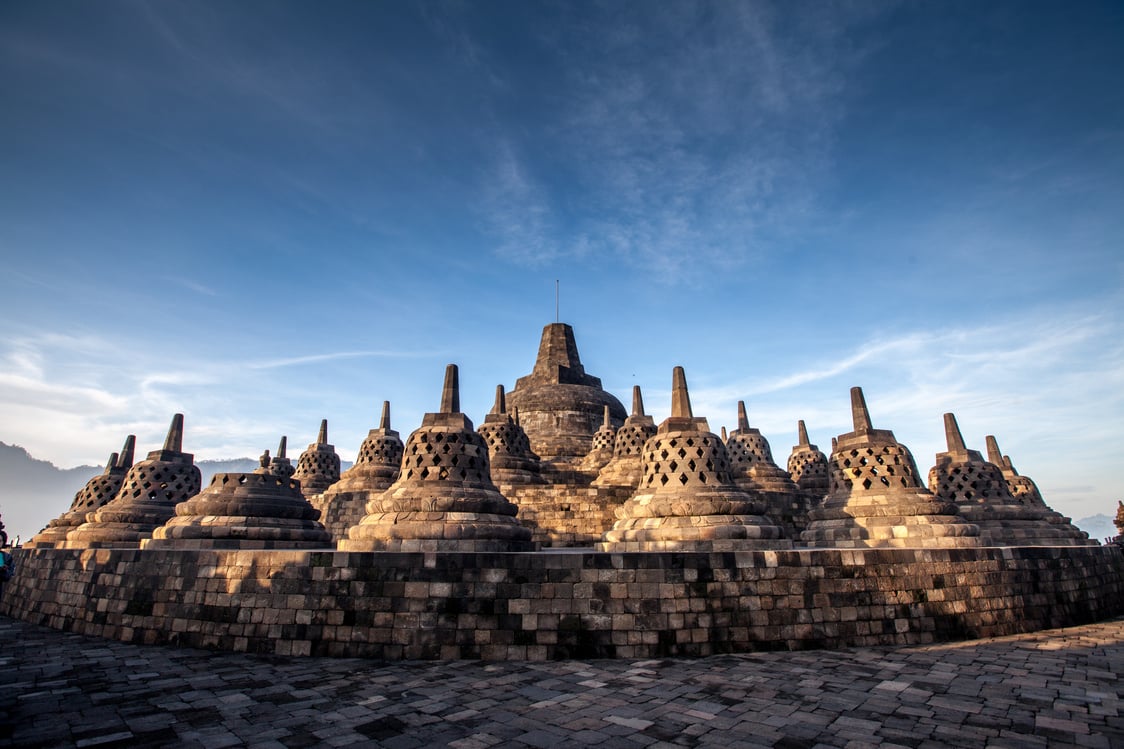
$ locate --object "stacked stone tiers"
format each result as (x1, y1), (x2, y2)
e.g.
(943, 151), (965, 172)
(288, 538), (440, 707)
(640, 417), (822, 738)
(25, 436), (135, 549)
(65, 415), (202, 549)
(293, 420), (341, 498)
(316, 401), (403, 542)
(801, 389), (981, 549)
(600, 368), (789, 552)
(478, 385), (545, 486)
(146, 458), (330, 550)
(340, 365), (533, 552)
(594, 386), (657, 489)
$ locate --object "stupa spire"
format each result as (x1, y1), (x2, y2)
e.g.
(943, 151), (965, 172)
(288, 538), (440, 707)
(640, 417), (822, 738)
(671, 366), (692, 418)
(317, 419), (328, 445)
(797, 420), (810, 447)
(737, 401), (750, 432)
(104, 452), (119, 472)
(850, 387), (873, 433)
(985, 435), (1003, 466)
(163, 413), (184, 452)
(379, 400), (391, 430)
(117, 435), (136, 470)
(601, 405), (611, 429)
(491, 384), (507, 415)
(632, 385), (645, 417)
(440, 364), (459, 414)
(943, 413), (967, 453)
(277, 436), (288, 459)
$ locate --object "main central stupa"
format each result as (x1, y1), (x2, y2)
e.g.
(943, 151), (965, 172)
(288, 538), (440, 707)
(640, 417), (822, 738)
(506, 323), (627, 466)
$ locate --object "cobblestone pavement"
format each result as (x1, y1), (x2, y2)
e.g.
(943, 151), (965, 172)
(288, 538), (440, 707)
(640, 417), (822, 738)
(2, 615), (1122, 748)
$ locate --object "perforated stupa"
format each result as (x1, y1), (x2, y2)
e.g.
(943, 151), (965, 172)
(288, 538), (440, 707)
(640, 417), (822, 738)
(316, 401), (403, 541)
(800, 388), (980, 549)
(65, 415), (202, 549)
(25, 436), (135, 549)
(477, 385), (544, 486)
(985, 435), (1092, 543)
(725, 401), (810, 536)
(593, 386), (657, 489)
(580, 406), (617, 473)
(340, 365), (533, 552)
(787, 420), (830, 501)
(927, 413), (1093, 546)
(293, 420), (341, 499)
(599, 368), (789, 551)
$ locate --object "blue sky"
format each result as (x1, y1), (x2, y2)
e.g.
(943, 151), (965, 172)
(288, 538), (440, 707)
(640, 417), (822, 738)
(2, 1), (1122, 536)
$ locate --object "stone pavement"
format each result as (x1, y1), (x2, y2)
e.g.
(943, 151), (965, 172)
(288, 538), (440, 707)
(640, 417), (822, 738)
(2, 615), (1122, 748)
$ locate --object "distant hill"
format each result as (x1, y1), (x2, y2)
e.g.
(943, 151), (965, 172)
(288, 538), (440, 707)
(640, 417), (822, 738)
(1075, 514), (1117, 544)
(0, 442), (351, 545)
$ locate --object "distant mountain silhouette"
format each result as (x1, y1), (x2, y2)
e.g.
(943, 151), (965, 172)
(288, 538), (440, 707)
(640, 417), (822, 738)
(0, 442), (351, 545)
(1075, 513), (1116, 543)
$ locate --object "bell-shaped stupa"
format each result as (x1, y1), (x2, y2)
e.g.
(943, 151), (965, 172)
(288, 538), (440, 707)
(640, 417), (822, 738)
(147, 444), (331, 550)
(477, 385), (544, 486)
(268, 436), (295, 480)
(787, 420), (830, 500)
(984, 435), (1092, 543)
(293, 420), (342, 498)
(506, 323), (626, 467)
(26, 436), (136, 549)
(801, 388), (980, 548)
(580, 406), (618, 473)
(929, 414), (1093, 546)
(726, 402), (810, 536)
(599, 368), (789, 551)
(316, 401), (404, 541)
(594, 386), (657, 488)
(65, 415), (202, 549)
(340, 365), (534, 552)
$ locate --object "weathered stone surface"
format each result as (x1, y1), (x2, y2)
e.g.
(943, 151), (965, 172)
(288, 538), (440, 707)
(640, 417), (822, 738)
(580, 406), (617, 473)
(787, 419), (830, 499)
(600, 368), (789, 551)
(315, 401), (403, 542)
(984, 434), (1093, 544)
(146, 447), (332, 550)
(64, 415), (201, 549)
(25, 435), (135, 549)
(506, 323), (626, 466)
(340, 364), (534, 552)
(928, 413), (1095, 546)
(594, 386), (657, 489)
(292, 420), (341, 498)
(478, 384), (545, 485)
(726, 401), (813, 537)
(802, 389), (981, 549)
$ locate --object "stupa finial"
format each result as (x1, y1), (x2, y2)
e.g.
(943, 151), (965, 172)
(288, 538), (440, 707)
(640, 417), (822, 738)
(850, 387), (872, 433)
(440, 364), (460, 414)
(379, 401), (391, 430)
(632, 385), (645, 417)
(492, 384), (507, 415)
(797, 420), (810, 447)
(512, 406), (521, 426)
(317, 420), (328, 445)
(943, 413), (967, 452)
(985, 435), (1003, 466)
(104, 452), (119, 473)
(737, 401), (750, 432)
(163, 414), (184, 453)
(117, 435), (136, 469)
(721, 426), (728, 441)
(602, 405), (611, 428)
(671, 366), (692, 418)
(276, 436), (288, 459)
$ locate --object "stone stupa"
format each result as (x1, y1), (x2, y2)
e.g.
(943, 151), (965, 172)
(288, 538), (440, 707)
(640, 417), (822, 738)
(726, 401), (810, 536)
(316, 401), (404, 541)
(26, 435), (136, 549)
(594, 386), (657, 489)
(506, 323), (626, 469)
(580, 406), (617, 473)
(985, 435), (1092, 543)
(146, 442), (331, 550)
(340, 364), (534, 552)
(801, 389), (980, 549)
(268, 436), (295, 480)
(599, 368), (790, 551)
(786, 420), (830, 502)
(293, 420), (342, 499)
(477, 385), (545, 486)
(65, 415), (202, 549)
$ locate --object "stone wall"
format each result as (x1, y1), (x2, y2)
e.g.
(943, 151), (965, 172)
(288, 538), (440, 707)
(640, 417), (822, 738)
(507, 484), (633, 547)
(4, 545), (1122, 660)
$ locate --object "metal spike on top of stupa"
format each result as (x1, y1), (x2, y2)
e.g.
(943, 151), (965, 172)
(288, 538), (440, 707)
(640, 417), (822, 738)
(787, 420), (830, 500)
(800, 388), (980, 549)
(928, 413), (1093, 546)
(983, 434), (1092, 543)
(26, 436), (136, 549)
(599, 368), (789, 551)
(478, 384), (545, 486)
(725, 401), (810, 535)
(594, 385), (657, 489)
(147, 439), (331, 550)
(580, 406), (617, 473)
(65, 415), (201, 549)
(340, 364), (534, 552)
(317, 401), (404, 541)
(506, 323), (626, 469)
(293, 419), (341, 499)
